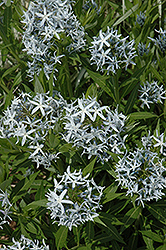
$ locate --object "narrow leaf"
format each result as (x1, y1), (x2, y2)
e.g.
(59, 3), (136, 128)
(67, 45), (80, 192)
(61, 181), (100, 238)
(120, 207), (140, 233)
(83, 157), (96, 176)
(94, 214), (125, 243)
(113, 4), (139, 26)
(129, 112), (158, 120)
(55, 226), (68, 250)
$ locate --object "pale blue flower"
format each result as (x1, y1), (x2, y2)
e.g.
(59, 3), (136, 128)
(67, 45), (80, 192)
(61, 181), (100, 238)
(115, 147), (166, 207)
(46, 166), (104, 230)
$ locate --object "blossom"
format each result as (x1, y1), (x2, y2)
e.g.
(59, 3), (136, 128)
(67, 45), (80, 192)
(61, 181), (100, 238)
(137, 42), (150, 56)
(90, 27), (137, 74)
(1, 235), (49, 250)
(63, 95), (127, 162)
(115, 147), (166, 207)
(139, 81), (166, 108)
(0, 92), (67, 168)
(46, 166), (104, 230)
(0, 189), (12, 229)
(148, 28), (166, 53)
(22, 0), (86, 80)
(136, 11), (146, 26)
(153, 132), (166, 155)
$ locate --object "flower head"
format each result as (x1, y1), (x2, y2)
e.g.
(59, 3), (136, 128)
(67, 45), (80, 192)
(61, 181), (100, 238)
(90, 27), (136, 74)
(1, 235), (49, 250)
(148, 28), (166, 53)
(0, 189), (12, 229)
(136, 11), (146, 26)
(0, 92), (66, 168)
(115, 147), (166, 207)
(22, 0), (86, 80)
(46, 166), (104, 230)
(139, 81), (166, 108)
(63, 95), (127, 162)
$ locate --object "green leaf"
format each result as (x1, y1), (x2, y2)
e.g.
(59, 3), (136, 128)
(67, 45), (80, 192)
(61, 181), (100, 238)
(48, 71), (54, 96)
(156, 243), (166, 250)
(147, 204), (166, 225)
(85, 221), (94, 242)
(86, 69), (115, 100)
(143, 235), (154, 250)
(103, 183), (123, 204)
(113, 4), (139, 26)
(59, 143), (73, 153)
(0, 23), (25, 64)
(85, 83), (98, 99)
(11, 171), (40, 203)
(150, 65), (163, 83)
(2, 65), (19, 78)
(4, 89), (13, 109)
(83, 157), (96, 176)
(26, 222), (38, 235)
(34, 75), (44, 93)
(49, 134), (60, 148)
(74, 0), (83, 16)
(55, 226), (68, 250)
(94, 213), (125, 244)
(129, 112), (158, 120)
(0, 179), (12, 191)
(111, 240), (121, 250)
(77, 246), (92, 250)
(35, 181), (45, 200)
(125, 84), (139, 115)
(93, 233), (114, 244)
(4, 6), (12, 37)
(120, 66), (147, 99)
(12, 71), (22, 89)
(120, 207), (141, 233)
(128, 233), (138, 250)
(141, 231), (163, 243)
(23, 199), (47, 212)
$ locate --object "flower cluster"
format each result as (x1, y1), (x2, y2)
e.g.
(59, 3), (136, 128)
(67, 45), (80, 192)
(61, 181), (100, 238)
(0, 189), (12, 229)
(0, 92), (67, 168)
(89, 27), (137, 74)
(149, 28), (166, 53)
(63, 95), (127, 162)
(141, 131), (166, 156)
(136, 11), (146, 26)
(46, 166), (104, 230)
(139, 80), (166, 108)
(115, 147), (166, 207)
(137, 42), (150, 56)
(22, 0), (86, 80)
(1, 235), (49, 250)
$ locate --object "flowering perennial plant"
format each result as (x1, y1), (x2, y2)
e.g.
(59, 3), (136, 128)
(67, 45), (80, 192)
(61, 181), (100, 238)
(46, 166), (104, 230)
(1, 235), (49, 250)
(139, 80), (166, 109)
(63, 95), (127, 162)
(149, 28), (166, 53)
(22, 0), (86, 79)
(89, 27), (137, 74)
(0, 189), (12, 229)
(115, 147), (166, 207)
(0, 92), (67, 168)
